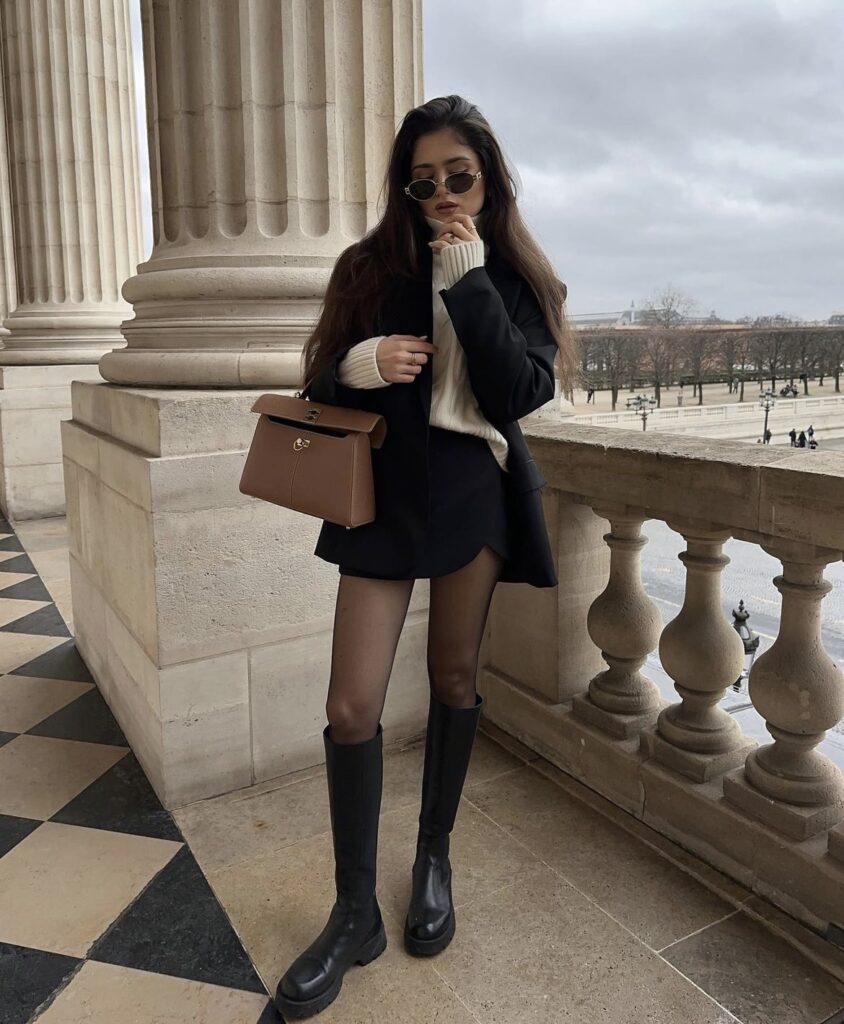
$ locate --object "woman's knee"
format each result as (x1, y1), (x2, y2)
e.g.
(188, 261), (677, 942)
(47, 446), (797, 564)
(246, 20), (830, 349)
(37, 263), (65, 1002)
(325, 695), (380, 743)
(427, 661), (478, 707)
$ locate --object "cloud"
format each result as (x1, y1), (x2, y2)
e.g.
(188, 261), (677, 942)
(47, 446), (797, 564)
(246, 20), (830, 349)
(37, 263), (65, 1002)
(423, 0), (844, 319)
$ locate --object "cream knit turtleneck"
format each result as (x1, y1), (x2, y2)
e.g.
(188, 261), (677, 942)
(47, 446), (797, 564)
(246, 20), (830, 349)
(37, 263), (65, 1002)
(336, 210), (510, 473)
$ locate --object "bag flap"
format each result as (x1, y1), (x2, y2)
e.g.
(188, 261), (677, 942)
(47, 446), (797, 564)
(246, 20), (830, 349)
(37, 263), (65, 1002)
(250, 393), (387, 449)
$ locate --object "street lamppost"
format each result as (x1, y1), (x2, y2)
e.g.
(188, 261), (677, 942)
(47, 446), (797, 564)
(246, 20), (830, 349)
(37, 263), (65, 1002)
(758, 389), (776, 443)
(626, 393), (657, 430)
(731, 599), (760, 694)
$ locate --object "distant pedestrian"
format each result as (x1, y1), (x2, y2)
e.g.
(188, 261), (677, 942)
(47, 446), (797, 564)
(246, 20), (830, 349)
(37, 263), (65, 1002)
(586, 387), (595, 404)
(764, 427), (772, 444)
(809, 437), (818, 450)
(798, 430), (807, 448)
(788, 427), (797, 446)
(807, 423), (814, 439)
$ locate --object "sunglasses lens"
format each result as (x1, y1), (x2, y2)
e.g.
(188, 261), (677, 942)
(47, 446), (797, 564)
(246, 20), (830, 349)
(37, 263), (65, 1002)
(408, 179), (436, 200)
(447, 172), (475, 194)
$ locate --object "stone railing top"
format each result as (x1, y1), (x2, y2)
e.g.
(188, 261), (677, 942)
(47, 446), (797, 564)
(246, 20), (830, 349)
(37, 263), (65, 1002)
(523, 421), (844, 554)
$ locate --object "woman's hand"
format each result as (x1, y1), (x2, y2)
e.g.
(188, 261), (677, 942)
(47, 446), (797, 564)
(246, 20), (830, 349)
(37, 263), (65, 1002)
(429, 213), (480, 255)
(376, 335), (439, 384)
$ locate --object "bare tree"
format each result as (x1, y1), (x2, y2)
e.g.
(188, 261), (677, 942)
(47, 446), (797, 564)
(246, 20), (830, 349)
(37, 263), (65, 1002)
(588, 331), (631, 411)
(680, 330), (715, 405)
(639, 329), (672, 406)
(641, 284), (698, 328)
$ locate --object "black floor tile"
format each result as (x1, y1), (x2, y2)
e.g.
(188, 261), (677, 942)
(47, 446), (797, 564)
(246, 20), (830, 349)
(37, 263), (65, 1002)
(0, 576), (49, 602)
(0, 815), (41, 858)
(0, 602), (71, 638)
(0, 553), (37, 575)
(52, 752), (182, 842)
(0, 535), (25, 553)
(0, 943), (80, 1024)
(28, 688), (127, 746)
(0, 731), (16, 748)
(89, 846), (265, 994)
(257, 1001), (284, 1023)
(10, 638), (93, 682)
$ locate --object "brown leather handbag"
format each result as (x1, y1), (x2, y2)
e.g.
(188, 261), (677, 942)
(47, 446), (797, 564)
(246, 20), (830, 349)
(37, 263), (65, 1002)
(238, 383), (388, 528)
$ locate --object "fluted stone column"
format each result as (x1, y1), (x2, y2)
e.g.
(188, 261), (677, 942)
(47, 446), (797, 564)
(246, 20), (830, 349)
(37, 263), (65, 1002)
(0, 0), (143, 361)
(102, 0), (417, 387)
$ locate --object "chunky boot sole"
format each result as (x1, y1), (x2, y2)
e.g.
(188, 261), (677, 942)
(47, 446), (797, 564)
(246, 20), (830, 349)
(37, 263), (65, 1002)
(275, 919), (387, 1020)
(403, 908), (455, 957)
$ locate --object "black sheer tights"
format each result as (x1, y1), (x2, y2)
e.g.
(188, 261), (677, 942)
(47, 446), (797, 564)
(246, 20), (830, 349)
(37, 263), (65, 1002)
(325, 545), (504, 744)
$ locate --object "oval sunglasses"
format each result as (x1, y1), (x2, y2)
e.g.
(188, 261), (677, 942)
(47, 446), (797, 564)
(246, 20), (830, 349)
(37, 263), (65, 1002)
(404, 169), (483, 201)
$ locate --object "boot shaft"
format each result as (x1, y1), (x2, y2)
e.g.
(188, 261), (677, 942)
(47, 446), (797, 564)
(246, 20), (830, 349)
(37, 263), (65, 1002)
(324, 722), (384, 903)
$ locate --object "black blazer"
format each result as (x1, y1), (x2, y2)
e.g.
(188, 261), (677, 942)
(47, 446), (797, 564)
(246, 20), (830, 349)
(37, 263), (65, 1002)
(303, 240), (559, 588)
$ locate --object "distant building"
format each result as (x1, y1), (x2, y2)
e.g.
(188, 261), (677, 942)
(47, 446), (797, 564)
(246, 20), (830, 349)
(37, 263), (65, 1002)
(571, 301), (731, 331)
(830, 312), (844, 326)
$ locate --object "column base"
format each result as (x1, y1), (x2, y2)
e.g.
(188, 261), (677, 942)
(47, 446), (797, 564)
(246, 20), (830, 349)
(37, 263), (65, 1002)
(98, 346), (303, 387)
(0, 364), (102, 519)
(723, 769), (844, 841)
(63, 381), (433, 807)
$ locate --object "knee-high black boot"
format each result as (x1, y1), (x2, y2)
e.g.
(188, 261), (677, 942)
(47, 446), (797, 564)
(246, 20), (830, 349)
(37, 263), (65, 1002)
(275, 722), (387, 1019)
(404, 691), (483, 957)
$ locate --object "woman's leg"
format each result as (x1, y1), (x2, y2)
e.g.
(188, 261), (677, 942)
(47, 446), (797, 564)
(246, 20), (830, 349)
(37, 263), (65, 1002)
(426, 544), (503, 707)
(276, 573), (414, 1018)
(405, 545), (503, 956)
(326, 574), (416, 742)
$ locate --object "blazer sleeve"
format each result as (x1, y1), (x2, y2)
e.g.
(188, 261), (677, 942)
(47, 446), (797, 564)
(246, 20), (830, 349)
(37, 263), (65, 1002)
(438, 267), (557, 423)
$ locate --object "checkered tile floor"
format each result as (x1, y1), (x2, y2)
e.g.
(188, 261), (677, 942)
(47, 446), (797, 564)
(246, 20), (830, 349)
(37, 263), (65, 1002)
(0, 516), (280, 1023)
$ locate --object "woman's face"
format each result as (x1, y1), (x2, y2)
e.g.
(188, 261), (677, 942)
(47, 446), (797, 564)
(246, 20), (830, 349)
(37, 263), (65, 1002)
(408, 127), (486, 223)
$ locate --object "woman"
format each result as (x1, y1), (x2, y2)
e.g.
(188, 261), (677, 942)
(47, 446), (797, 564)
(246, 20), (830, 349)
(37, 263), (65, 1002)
(275, 94), (579, 1020)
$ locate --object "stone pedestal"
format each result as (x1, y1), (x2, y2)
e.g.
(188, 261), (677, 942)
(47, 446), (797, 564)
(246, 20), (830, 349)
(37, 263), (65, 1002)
(63, 381), (432, 807)
(0, 365), (101, 519)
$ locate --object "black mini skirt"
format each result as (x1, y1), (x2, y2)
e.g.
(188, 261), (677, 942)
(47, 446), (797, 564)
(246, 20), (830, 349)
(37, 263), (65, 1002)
(339, 424), (511, 581)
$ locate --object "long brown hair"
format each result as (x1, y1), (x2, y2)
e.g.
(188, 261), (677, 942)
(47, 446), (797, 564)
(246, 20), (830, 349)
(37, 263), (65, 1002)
(301, 94), (580, 399)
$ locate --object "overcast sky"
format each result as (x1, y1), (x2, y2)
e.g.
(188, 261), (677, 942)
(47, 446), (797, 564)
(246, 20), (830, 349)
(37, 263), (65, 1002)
(131, 0), (843, 322)
(422, 0), (844, 321)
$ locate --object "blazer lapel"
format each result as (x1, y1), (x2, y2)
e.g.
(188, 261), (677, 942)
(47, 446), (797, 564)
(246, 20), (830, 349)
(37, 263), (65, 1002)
(377, 241), (523, 424)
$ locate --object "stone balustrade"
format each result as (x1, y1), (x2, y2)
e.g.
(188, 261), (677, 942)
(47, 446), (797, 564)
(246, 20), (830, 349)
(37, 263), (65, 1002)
(481, 421), (844, 941)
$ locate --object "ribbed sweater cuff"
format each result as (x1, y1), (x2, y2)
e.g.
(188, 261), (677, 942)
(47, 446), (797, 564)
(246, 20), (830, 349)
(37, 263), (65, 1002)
(337, 336), (389, 388)
(440, 238), (485, 289)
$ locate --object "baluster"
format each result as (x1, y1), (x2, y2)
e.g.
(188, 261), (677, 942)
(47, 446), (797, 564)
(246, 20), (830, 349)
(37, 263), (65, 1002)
(573, 504), (662, 738)
(642, 517), (753, 780)
(724, 540), (844, 840)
